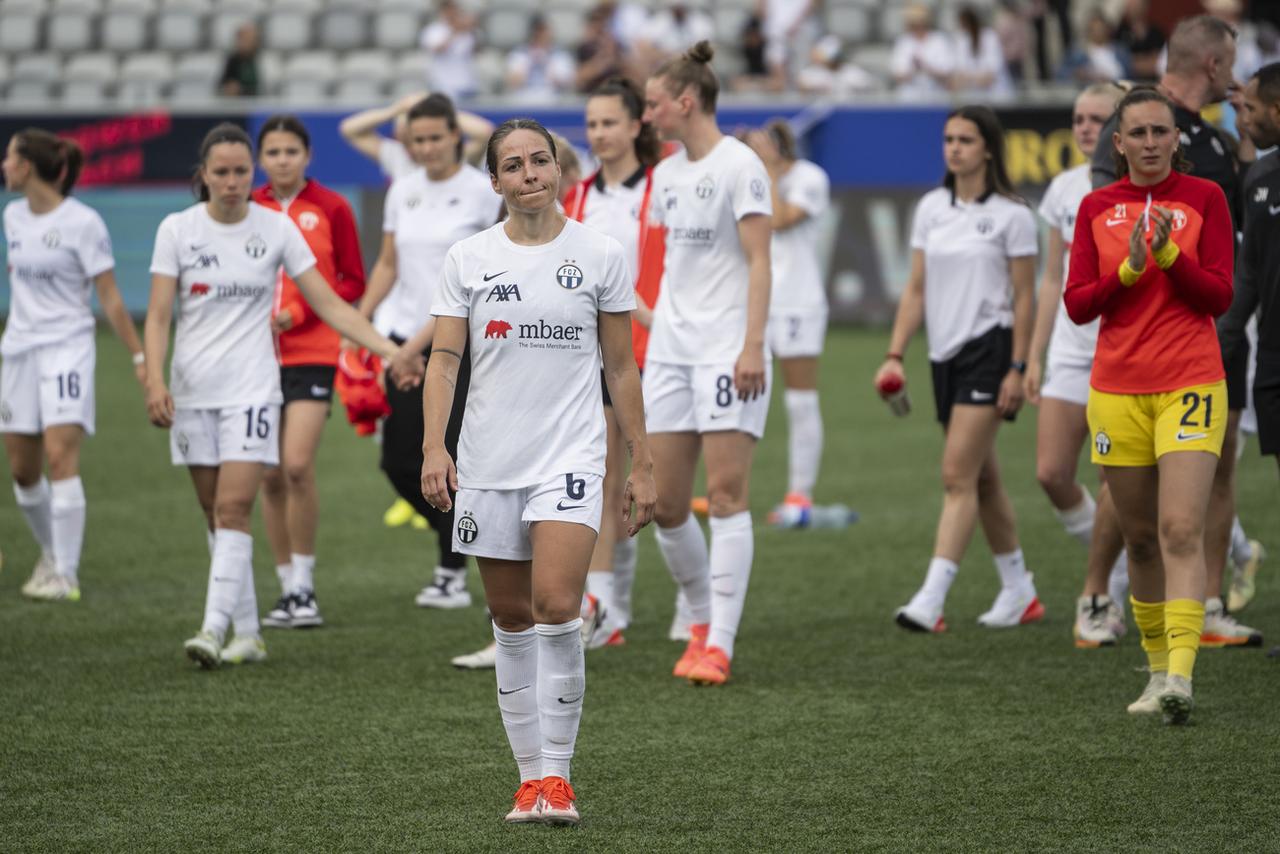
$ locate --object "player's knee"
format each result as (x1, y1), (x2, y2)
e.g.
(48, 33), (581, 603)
(654, 500), (690, 529)
(261, 466), (285, 495)
(43, 445), (78, 481)
(1125, 530), (1161, 565)
(491, 612), (534, 633)
(1159, 514), (1203, 558)
(706, 480), (747, 516)
(282, 459), (314, 491)
(530, 591), (577, 625)
(940, 467), (976, 498)
(213, 499), (253, 531)
(1035, 460), (1073, 499)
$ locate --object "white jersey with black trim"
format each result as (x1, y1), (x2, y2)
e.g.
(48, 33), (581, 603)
(2, 197), (114, 357)
(647, 135), (772, 365)
(1037, 163), (1098, 366)
(380, 164), (500, 339)
(432, 219), (635, 490)
(150, 202), (316, 409)
(769, 159), (830, 314)
(579, 167), (648, 284)
(910, 187), (1038, 362)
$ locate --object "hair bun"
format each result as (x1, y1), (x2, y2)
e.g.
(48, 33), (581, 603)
(687, 40), (714, 64)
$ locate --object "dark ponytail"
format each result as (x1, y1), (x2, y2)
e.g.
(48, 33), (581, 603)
(257, 114), (311, 152)
(590, 76), (662, 167)
(192, 122), (253, 201)
(12, 129), (84, 195)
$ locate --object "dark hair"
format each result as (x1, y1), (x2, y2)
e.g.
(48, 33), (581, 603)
(957, 5), (981, 57)
(256, 114), (311, 152)
(407, 93), (464, 161)
(12, 128), (84, 195)
(653, 40), (719, 114)
(1111, 86), (1192, 177)
(1253, 61), (1280, 108)
(765, 119), (797, 162)
(590, 76), (662, 167)
(485, 118), (558, 177)
(192, 122), (253, 201)
(942, 105), (1018, 200)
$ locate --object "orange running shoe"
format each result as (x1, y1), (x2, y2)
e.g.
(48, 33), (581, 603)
(540, 776), (580, 826)
(672, 622), (709, 677)
(690, 496), (709, 517)
(504, 779), (543, 824)
(687, 645), (731, 686)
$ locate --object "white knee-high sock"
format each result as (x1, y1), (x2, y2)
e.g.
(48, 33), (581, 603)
(494, 623), (542, 782)
(707, 511), (754, 659)
(203, 529), (252, 641)
(231, 563), (261, 640)
(1054, 488), (1095, 548)
(536, 619), (584, 782)
(1108, 551), (1130, 605)
(655, 516), (711, 623)
(784, 389), (823, 499)
(49, 477), (86, 582)
(1230, 516), (1252, 568)
(612, 536), (638, 628)
(290, 553), (315, 594)
(14, 477), (54, 556)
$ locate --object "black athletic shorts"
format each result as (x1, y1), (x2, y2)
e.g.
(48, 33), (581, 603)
(1255, 349), (1280, 456)
(1225, 340), (1249, 411)
(281, 364), (336, 406)
(930, 325), (1016, 426)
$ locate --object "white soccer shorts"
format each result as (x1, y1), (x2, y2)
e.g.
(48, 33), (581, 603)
(0, 334), (97, 436)
(169, 403), (281, 467)
(767, 309), (828, 359)
(453, 472), (604, 561)
(1039, 356), (1091, 407)
(643, 359), (771, 438)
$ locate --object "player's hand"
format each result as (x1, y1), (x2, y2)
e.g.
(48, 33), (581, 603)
(1024, 359), (1043, 405)
(132, 360), (147, 388)
(145, 381), (175, 428)
(272, 309), (294, 332)
(745, 130), (782, 172)
(388, 346), (425, 390)
(1149, 206), (1173, 254)
(873, 359), (905, 393)
(396, 91), (429, 113)
(734, 343), (767, 401)
(421, 446), (458, 512)
(633, 303), (653, 329)
(339, 336), (358, 353)
(1128, 217), (1148, 271)
(622, 464), (656, 537)
(997, 369), (1024, 417)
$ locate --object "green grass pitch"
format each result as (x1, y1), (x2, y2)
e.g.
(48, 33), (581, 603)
(1, 328), (1277, 852)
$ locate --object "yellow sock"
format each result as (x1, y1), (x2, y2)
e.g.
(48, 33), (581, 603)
(1130, 596), (1168, 672)
(1165, 598), (1205, 681)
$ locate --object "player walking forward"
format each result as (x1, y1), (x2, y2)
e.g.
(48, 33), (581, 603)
(418, 119), (655, 825)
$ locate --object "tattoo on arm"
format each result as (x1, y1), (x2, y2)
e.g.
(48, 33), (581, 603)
(432, 348), (463, 361)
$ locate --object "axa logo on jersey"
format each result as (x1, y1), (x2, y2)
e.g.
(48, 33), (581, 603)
(485, 283), (521, 302)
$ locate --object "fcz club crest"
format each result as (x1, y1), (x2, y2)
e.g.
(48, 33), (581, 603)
(556, 263), (584, 290)
(457, 511), (478, 544)
(245, 234), (267, 259)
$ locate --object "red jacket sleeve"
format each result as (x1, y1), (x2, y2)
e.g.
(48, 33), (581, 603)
(327, 195), (366, 303)
(1166, 184), (1234, 317)
(1064, 197), (1126, 324)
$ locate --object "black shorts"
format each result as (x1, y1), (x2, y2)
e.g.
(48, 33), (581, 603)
(1254, 350), (1280, 456)
(381, 336), (470, 473)
(1225, 341), (1249, 411)
(930, 325), (1016, 425)
(601, 369), (611, 407)
(281, 364), (336, 406)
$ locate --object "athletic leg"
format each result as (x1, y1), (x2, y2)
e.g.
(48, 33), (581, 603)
(1034, 397), (1090, 541)
(6, 433), (56, 592)
(780, 356), (822, 502)
(975, 445), (1043, 628)
(651, 431), (713, 673)
(696, 430), (757, 676)
(584, 405), (625, 643)
(41, 424), (87, 593)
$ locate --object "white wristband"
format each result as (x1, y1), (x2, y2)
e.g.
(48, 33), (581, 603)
(132, 352), (145, 366)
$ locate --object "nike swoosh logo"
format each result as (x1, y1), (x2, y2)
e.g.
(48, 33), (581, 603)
(1269, 204), (1280, 216)
(711, 573), (731, 580)
(556, 500), (585, 511)
(189, 243), (209, 251)
(557, 695), (583, 704)
(1105, 217), (1128, 226)
(310, 385), (329, 396)
(970, 391), (993, 401)
(709, 412), (730, 419)
(482, 271), (508, 282)
(1176, 430), (1207, 441)
(498, 685), (530, 695)
(212, 576), (237, 583)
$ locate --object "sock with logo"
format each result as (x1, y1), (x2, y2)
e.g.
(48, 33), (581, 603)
(706, 512), (753, 659)
(920, 556), (958, 603)
(1230, 516), (1252, 568)
(275, 562), (292, 593)
(231, 561), (261, 640)
(494, 623), (542, 782)
(993, 549), (1030, 590)
(784, 389), (823, 498)
(535, 619), (584, 782)
(1165, 598), (1205, 681)
(202, 529), (252, 642)
(1107, 552), (1130, 605)
(655, 516), (712, 623)
(290, 553), (315, 594)
(1130, 596), (1168, 673)
(14, 477), (54, 557)
(612, 536), (638, 628)
(1054, 488), (1095, 548)
(49, 477), (86, 583)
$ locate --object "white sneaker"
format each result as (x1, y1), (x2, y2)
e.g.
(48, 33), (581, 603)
(894, 592), (946, 633)
(668, 590), (692, 641)
(184, 630), (222, 670)
(1227, 539), (1266, 612)
(262, 594), (292, 629)
(1105, 596), (1127, 638)
(1159, 673), (1194, 725)
(1127, 671), (1166, 715)
(1074, 594), (1121, 648)
(289, 590), (324, 628)
(451, 641), (497, 670)
(29, 573), (81, 602)
(220, 635), (267, 664)
(1202, 597), (1263, 648)
(977, 578), (1045, 628)
(21, 553), (57, 598)
(415, 567), (472, 609)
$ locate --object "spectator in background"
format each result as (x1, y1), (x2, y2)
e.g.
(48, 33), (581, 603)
(731, 13), (776, 92)
(506, 15), (576, 104)
(1059, 11), (1125, 84)
(952, 5), (1015, 98)
(891, 5), (955, 99)
(576, 6), (629, 94)
(635, 3), (715, 76)
(1115, 0), (1165, 81)
(218, 22), (260, 97)
(994, 0), (1031, 82)
(420, 0), (479, 101)
(1030, 0), (1073, 81)
(796, 35), (877, 96)
(763, 0), (820, 91)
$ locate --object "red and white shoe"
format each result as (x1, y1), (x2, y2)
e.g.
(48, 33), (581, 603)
(673, 623), (709, 678)
(504, 779), (543, 824)
(978, 580), (1045, 628)
(540, 776), (580, 826)
(895, 595), (947, 633)
(687, 645), (731, 686)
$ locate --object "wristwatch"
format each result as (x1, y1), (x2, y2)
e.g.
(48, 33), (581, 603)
(1010, 360), (1027, 374)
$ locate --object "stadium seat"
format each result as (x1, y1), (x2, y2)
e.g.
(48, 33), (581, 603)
(371, 8), (421, 51)
(712, 7), (750, 45)
(8, 52), (62, 105)
(853, 43), (894, 81)
(484, 8), (528, 51)
(173, 50), (222, 91)
(391, 49), (430, 97)
(62, 53), (117, 105)
(155, 2), (205, 51)
(211, 13), (257, 51)
(278, 49), (336, 101)
(46, 0), (98, 52)
(0, 10), (43, 52)
(546, 8), (583, 47)
(100, 7), (149, 52)
(317, 4), (367, 50)
(333, 77), (387, 103)
(118, 51), (172, 104)
(473, 47), (505, 96)
(263, 9), (314, 51)
(825, 6), (870, 43)
(340, 48), (393, 87)
(258, 48), (284, 92)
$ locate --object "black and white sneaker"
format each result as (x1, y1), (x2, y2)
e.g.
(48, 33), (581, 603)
(414, 567), (472, 609)
(290, 589), (324, 628)
(262, 594), (293, 629)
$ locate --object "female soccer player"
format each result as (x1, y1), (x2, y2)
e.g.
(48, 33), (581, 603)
(2, 129), (145, 601)
(745, 119), (832, 521)
(253, 115), (366, 629)
(359, 94), (502, 609)
(640, 41), (773, 687)
(418, 119), (655, 825)
(144, 123), (412, 668)
(1026, 83), (1130, 647)
(875, 106), (1039, 634)
(1064, 87), (1234, 724)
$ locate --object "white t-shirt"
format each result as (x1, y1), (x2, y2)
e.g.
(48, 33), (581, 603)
(647, 136), (772, 365)
(432, 219), (635, 489)
(909, 187), (1038, 362)
(377, 137), (416, 181)
(891, 31), (955, 99)
(769, 159), (830, 314)
(641, 10), (715, 55)
(420, 20), (477, 99)
(150, 202), (316, 409)
(579, 168), (649, 285)
(1037, 163), (1098, 366)
(505, 45), (576, 103)
(951, 28), (1013, 98)
(2, 197), (114, 357)
(380, 164), (501, 340)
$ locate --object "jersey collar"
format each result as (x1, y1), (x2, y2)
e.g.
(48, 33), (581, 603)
(593, 165), (648, 192)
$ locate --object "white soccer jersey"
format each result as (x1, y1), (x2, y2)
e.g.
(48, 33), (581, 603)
(381, 165), (500, 340)
(150, 202), (316, 409)
(910, 187), (1038, 362)
(647, 136), (773, 365)
(377, 137), (416, 181)
(432, 219), (635, 489)
(579, 167), (649, 284)
(2, 197), (114, 358)
(769, 159), (830, 314)
(1038, 163), (1098, 366)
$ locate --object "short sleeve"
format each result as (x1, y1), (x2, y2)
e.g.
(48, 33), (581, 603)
(279, 216), (318, 278)
(908, 195), (933, 251)
(377, 139), (413, 181)
(77, 209), (115, 278)
(732, 151), (773, 222)
(1038, 174), (1063, 229)
(432, 244), (470, 318)
(149, 215), (181, 277)
(598, 236), (637, 312)
(383, 180), (401, 233)
(1004, 205), (1039, 258)
(786, 166), (829, 219)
